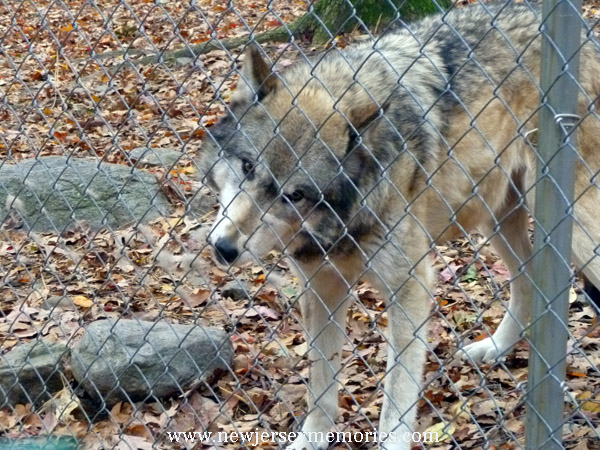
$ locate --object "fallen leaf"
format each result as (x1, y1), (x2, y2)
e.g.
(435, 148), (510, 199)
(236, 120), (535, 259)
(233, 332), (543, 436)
(424, 421), (456, 443)
(579, 391), (600, 413)
(72, 295), (93, 308)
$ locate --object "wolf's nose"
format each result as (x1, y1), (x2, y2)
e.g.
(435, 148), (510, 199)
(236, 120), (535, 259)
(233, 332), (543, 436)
(214, 238), (239, 264)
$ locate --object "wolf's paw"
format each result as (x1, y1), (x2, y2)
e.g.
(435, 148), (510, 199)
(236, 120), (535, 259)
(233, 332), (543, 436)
(459, 336), (513, 364)
(379, 441), (411, 450)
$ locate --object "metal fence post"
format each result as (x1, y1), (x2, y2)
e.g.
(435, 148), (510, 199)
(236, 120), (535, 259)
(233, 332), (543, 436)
(526, 0), (582, 448)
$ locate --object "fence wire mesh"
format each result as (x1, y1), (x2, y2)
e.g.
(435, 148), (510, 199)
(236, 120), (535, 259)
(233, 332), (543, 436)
(0, 0), (599, 449)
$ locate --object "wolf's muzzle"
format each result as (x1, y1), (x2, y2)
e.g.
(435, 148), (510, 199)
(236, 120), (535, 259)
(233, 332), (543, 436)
(214, 237), (239, 264)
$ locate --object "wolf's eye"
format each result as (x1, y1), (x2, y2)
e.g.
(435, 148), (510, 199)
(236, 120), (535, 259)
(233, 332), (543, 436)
(242, 160), (254, 176)
(284, 190), (304, 203)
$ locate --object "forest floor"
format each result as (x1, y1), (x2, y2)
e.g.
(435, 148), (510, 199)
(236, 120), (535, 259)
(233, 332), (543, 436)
(1, 0), (600, 448)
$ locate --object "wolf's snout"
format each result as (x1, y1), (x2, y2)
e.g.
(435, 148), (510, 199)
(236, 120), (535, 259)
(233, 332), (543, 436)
(214, 237), (239, 264)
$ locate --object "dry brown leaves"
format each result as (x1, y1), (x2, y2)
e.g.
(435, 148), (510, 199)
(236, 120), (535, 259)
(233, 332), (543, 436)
(1, 0), (600, 449)
(3, 220), (600, 449)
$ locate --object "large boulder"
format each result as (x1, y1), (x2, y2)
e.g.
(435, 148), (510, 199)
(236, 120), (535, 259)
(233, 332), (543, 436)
(0, 156), (170, 232)
(70, 319), (233, 405)
(0, 339), (68, 407)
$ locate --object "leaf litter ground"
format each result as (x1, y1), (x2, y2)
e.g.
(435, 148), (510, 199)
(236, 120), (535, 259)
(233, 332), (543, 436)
(1, 0), (600, 448)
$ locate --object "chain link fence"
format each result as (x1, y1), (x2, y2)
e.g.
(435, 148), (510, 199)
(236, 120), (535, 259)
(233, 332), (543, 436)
(1, 0), (599, 449)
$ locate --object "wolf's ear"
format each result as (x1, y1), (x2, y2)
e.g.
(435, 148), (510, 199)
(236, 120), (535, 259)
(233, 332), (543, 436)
(342, 99), (389, 178)
(233, 44), (279, 105)
(345, 98), (391, 132)
(347, 102), (381, 130)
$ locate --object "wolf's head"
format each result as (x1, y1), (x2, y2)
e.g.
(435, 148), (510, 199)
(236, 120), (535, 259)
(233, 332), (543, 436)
(198, 45), (390, 266)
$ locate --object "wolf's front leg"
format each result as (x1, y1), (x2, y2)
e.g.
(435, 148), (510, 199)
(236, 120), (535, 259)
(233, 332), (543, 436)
(286, 263), (355, 450)
(460, 204), (533, 363)
(368, 245), (432, 450)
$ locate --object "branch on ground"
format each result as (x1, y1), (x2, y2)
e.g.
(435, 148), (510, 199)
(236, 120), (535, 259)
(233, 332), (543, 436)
(91, 19), (306, 67)
(87, 0), (450, 67)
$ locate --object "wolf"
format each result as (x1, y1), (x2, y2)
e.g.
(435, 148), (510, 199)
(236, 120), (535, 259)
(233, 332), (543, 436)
(198, 2), (600, 449)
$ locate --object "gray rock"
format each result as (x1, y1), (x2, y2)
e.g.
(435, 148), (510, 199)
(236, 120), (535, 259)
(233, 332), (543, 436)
(0, 156), (170, 232)
(41, 296), (76, 311)
(127, 147), (186, 168)
(220, 280), (249, 301)
(0, 339), (68, 407)
(70, 319), (233, 405)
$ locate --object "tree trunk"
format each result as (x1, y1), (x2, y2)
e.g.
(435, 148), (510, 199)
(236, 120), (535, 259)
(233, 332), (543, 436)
(298, 0), (453, 43)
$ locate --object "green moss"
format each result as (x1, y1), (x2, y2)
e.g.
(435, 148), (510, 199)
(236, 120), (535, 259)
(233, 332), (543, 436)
(397, 0), (453, 22)
(303, 0), (453, 43)
(355, 0), (398, 29)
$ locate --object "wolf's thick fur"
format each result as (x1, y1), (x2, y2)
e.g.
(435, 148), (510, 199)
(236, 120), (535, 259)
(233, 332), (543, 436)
(199, 3), (600, 449)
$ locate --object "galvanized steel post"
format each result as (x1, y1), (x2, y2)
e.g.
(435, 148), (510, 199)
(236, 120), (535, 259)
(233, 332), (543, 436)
(526, 0), (582, 448)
